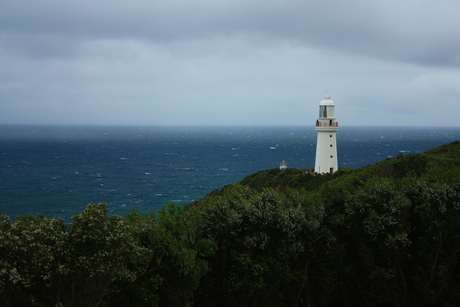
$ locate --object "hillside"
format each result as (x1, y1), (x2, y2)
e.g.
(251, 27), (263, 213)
(191, 140), (460, 305)
(198, 140), (460, 200)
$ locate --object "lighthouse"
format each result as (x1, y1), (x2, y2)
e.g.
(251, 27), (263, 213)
(314, 95), (338, 174)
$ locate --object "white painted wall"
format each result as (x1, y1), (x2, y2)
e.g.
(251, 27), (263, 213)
(314, 129), (338, 173)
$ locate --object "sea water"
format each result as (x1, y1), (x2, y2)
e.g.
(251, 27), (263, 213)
(1, 125), (459, 221)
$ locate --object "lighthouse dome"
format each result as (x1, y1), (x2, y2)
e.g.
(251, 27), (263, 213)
(319, 95), (335, 106)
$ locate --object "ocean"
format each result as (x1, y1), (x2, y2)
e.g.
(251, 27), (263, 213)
(1, 125), (459, 221)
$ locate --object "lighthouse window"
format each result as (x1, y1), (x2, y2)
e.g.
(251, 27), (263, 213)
(330, 144), (333, 147)
(319, 106), (327, 118)
(330, 155), (333, 158)
(330, 135), (332, 138)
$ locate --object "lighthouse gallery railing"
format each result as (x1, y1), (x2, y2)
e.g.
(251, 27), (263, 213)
(316, 121), (339, 127)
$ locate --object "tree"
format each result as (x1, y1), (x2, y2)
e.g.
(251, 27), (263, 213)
(196, 184), (330, 306)
(146, 203), (212, 306)
(403, 180), (460, 304)
(62, 202), (152, 306)
(340, 179), (412, 305)
(0, 203), (152, 306)
(0, 214), (67, 306)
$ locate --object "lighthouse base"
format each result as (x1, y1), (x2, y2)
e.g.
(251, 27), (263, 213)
(314, 130), (338, 174)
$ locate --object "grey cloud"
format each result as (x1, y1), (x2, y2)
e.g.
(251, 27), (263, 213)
(2, 1), (459, 66)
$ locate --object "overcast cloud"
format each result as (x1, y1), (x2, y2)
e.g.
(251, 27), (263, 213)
(1, 0), (459, 126)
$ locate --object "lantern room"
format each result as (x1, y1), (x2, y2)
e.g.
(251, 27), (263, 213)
(318, 95), (335, 119)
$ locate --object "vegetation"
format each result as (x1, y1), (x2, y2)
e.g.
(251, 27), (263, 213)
(1, 141), (460, 306)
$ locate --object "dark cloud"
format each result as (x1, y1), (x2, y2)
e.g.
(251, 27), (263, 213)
(2, 1), (458, 65)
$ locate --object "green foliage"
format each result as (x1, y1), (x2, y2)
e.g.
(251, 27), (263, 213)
(339, 179), (413, 304)
(196, 184), (331, 305)
(239, 168), (325, 192)
(402, 180), (460, 304)
(0, 214), (67, 305)
(64, 203), (152, 306)
(0, 203), (152, 306)
(149, 203), (212, 306)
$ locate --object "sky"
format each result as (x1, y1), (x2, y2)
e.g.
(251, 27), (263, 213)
(1, 0), (459, 127)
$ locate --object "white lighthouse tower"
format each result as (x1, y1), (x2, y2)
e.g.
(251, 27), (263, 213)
(314, 95), (338, 174)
